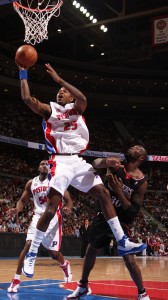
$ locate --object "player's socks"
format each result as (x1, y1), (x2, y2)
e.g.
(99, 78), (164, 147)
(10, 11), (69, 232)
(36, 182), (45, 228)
(107, 216), (125, 241)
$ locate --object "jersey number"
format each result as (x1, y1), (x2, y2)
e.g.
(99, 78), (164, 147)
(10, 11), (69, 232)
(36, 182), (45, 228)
(39, 195), (47, 204)
(64, 121), (77, 131)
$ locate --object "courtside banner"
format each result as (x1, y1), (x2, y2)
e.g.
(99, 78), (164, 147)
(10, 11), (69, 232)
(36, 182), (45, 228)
(152, 14), (168, 46)
(83, 152), (168, 162)
(0, 135), (167, 162)
(0, 135), (27, 147)
(28, 141), (46, 150)
(147, 155), (168, 162)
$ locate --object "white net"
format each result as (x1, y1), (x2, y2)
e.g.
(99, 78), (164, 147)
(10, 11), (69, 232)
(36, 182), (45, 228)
(13, 0), (63, 45)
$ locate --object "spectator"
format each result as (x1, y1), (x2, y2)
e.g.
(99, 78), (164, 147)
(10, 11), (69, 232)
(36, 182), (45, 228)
(79, 219), (91, 258)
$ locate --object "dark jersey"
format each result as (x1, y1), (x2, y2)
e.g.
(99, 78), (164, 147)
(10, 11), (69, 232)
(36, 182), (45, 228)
(96, 167), (147, 224)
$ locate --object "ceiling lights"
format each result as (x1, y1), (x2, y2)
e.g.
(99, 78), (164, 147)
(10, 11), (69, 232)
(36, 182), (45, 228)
(72, 1), (108, 32)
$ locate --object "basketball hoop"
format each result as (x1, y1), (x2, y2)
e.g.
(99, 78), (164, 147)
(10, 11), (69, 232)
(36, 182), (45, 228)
(13, 0), (63, 45)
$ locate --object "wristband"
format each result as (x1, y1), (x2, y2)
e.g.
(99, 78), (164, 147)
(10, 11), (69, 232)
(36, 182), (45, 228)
(19, 69), (28, 80)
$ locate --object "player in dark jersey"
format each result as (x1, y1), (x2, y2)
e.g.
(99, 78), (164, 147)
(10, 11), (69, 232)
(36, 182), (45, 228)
(66, 145), (150, 300)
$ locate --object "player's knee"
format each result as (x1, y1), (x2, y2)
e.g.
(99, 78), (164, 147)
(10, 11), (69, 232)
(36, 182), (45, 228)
(45, 205), (56, 220)
(46, 210), (55, 220)
(99, 185), (111, 201)
(48, 187), (62, 201)
(91, 184), (110, 200)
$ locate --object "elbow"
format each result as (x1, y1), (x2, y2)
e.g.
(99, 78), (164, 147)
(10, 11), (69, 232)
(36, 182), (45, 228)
(80, 95), (87, 109)
(79, 94), (87, 106)
(92, 161), (97, 169)
(22, 95), (32, 104)
(75, 97), (87, 114)
(82, 95), (87, 102)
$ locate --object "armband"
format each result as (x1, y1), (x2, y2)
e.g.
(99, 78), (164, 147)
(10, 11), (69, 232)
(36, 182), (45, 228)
(125, 202), (140, 222)
(19, 69), (28, 80)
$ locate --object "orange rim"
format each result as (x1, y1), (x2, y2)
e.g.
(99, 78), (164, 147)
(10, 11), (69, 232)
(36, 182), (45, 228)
(13, 0), (63, 12)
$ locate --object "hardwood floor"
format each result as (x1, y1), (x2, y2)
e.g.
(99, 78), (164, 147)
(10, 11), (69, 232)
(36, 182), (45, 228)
(1, 256), (168, 283)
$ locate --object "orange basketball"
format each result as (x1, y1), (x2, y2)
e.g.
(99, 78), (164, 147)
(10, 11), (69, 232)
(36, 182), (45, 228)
(15, 45), (38, 68)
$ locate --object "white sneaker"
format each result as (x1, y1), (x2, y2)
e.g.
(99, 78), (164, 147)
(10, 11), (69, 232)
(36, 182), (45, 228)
(7, 293), (20, 300)
(117, 234), (147, 256)
(138, 292), (150, 299)
(7, 279), (20, 293)
(60, 260), (72, 283)
(22, 251), (37, 278)
(66, 282), (92, 299)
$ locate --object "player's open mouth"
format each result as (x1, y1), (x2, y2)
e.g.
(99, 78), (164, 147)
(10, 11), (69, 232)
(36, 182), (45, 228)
(57, 96), (63, 100)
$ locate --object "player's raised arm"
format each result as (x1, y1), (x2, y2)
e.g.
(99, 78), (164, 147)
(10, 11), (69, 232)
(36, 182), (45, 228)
(20, 76), (51, 119)
(45, 63), (87, 114)
(16, 62), (51, 120)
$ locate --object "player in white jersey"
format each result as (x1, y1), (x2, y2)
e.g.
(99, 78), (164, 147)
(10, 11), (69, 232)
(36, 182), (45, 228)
(7, 160), (72, 293)
(17, 63), (146, 278)
(42, 101), (89, 154)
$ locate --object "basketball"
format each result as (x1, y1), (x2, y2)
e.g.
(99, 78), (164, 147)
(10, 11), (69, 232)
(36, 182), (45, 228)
(15, 45), (38, 68)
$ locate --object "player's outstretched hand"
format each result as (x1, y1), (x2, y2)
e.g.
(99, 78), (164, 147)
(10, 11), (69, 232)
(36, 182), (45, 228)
(15, 59), (28, 70)
(45, 63), (62, 83)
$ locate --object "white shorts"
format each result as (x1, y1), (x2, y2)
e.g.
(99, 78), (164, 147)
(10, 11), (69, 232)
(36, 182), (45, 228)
(26, 212), (62, 251)
(48, 155), (103, 196)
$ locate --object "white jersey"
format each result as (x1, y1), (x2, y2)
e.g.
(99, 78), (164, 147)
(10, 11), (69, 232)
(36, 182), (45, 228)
(27, 175), (63, 251)
(42, 102), (89, 154)
(31, 176), (49, 216)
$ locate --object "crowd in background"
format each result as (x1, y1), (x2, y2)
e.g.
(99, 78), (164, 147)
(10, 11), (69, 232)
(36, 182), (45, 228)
(0, 97), (168, 256)
(0, 154), (168, 256)
(0, 99), (168, 155)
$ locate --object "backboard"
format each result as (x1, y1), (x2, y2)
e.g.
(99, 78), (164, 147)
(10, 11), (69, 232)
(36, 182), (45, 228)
(0, 0), (16, 5)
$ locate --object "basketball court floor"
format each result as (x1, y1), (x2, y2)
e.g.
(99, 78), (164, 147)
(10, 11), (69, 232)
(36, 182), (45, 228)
(0, 256), (167, 300)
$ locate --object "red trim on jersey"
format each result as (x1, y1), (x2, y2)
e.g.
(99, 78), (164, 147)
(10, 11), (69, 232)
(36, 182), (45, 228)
(45, 121), (58, 153)
(79, 143), (89, 154)
(124, 167), (145, 180)
(56, 204), (62, 250)
(78, 116), (88, 154)
(48, 158), (56, 178)
(82, 115), (86, 123)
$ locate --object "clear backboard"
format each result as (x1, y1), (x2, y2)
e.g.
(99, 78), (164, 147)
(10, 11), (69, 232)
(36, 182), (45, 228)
(0, 0), (16, 5)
